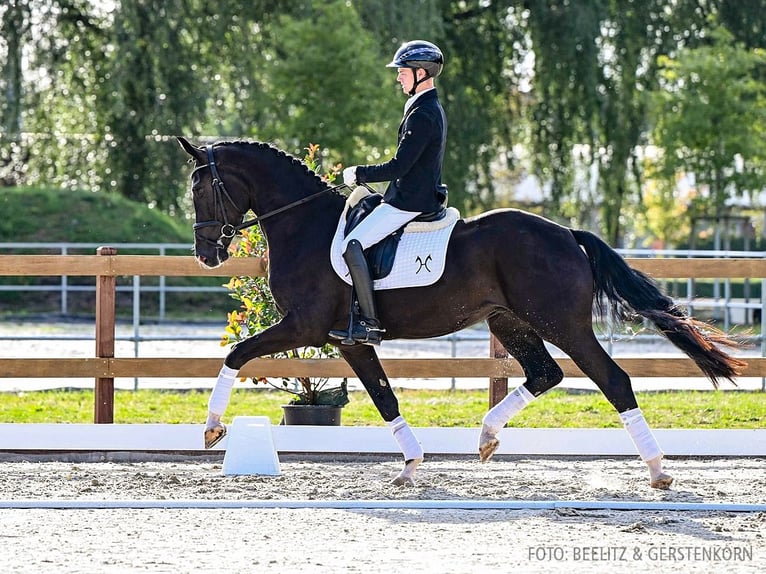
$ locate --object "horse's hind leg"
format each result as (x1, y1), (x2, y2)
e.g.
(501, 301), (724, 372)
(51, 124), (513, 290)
(479, 313), (564, 462)
(556, 333), (673, 489)
(339, 344), (423, 487)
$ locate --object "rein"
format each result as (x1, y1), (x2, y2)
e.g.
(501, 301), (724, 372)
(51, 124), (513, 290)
(192, 144), (346, 245)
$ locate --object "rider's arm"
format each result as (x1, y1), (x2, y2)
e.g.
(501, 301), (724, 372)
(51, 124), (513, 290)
(355, 112), (435, 184)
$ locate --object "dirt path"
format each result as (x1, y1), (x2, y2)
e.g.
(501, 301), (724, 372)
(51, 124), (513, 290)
(0, 455), (763, 573)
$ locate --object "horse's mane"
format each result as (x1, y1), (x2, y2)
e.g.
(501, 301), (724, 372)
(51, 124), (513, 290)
(219, 140), (340, 196)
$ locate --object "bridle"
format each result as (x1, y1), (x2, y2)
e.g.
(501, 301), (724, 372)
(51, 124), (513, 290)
(192, 144), (345, 247)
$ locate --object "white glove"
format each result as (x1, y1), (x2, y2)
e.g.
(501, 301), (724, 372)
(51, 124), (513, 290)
(343, 166), (358, 187)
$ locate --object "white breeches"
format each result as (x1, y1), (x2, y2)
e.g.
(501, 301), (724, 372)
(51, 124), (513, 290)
(343, 202), (420, 251)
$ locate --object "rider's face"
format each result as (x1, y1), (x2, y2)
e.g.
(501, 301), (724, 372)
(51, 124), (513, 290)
(397, 67), (422, 94)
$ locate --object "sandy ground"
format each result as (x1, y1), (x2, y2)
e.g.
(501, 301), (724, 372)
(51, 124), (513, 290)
(0, 455), (763, 573)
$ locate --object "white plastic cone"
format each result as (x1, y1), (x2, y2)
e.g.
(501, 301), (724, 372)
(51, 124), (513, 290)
(222, 416), (281, 476)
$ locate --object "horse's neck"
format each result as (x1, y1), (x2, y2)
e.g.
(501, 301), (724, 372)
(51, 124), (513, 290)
(260, 194), (343, 255)
(243, 144), (344, 254)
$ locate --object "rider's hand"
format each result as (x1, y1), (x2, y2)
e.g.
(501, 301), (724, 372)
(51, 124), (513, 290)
(343, 166), (358, 187)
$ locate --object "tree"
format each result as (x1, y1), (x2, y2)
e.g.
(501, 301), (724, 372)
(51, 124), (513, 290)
(0, 1), (31, 185)
(6, 0), (766, 247)
(437, 0), (522, 213)
(101, 0), (211, 210)
(20, 1), (110, 192)
(0, 1), (28, 140)
(649, 26), (766, 218)
(0, 1), (102, 187)
(253, 0), (398, 166)
(520, 0), (701, 245)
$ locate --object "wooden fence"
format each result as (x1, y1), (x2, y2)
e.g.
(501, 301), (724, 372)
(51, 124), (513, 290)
(1, 249), (765, 423)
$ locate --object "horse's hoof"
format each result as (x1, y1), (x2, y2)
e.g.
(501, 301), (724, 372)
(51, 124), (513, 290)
(391, 458), (422, 487)
(650, 473), (674, 490)
(391, 475), (416, 487)
(204, 423), (227, 449)
(479, 428), (499, 462)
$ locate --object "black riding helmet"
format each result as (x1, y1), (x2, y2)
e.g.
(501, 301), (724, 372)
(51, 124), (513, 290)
(387, 40), (444, 95)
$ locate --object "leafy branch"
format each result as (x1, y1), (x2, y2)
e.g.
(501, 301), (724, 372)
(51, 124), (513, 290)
(221, 144), (347, 406)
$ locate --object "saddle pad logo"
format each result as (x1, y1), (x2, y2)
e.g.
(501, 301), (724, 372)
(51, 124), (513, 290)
(330, 208), (460, 290)
(416, 254), (433, 273)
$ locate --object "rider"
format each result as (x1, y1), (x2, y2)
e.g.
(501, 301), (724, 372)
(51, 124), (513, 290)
(329, 40), (447, 346)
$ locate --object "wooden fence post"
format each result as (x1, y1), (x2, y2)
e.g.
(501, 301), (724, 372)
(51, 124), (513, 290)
(95, 246), (116, 423)
(489, 334), (508, 408)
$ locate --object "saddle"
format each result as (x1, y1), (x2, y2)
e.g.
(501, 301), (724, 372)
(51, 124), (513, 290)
(344, 189), (447, 280)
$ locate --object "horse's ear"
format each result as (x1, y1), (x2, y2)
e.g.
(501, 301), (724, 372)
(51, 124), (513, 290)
(177, 136), (205, 162)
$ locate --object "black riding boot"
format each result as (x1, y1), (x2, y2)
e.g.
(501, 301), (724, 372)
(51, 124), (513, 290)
(329, 240), (385, 346)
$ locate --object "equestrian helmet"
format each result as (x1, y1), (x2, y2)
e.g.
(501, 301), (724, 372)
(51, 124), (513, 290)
(387, 40), (444, 78)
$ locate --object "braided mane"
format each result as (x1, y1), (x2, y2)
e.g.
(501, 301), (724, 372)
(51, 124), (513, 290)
(220, 140), (337, 195)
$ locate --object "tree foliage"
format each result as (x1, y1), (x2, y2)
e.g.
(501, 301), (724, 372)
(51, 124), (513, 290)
(649, 26), (766, 217)
(254, 0), (399, 165)
(2, 0), (766, 245)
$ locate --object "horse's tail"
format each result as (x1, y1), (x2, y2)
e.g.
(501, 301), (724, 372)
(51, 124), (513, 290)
(571, 229), (746, 387)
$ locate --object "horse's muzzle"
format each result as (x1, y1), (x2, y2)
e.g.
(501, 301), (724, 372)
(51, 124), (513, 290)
(195, 247), (229, 269)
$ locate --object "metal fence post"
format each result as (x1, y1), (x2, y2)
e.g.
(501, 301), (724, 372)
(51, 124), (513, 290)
(762, 278), (765, 393)
(159, 245), (167, 321)
(61, 245), (68, 315)
(95, 246), (116, 423)
(132, 274), (140, 391)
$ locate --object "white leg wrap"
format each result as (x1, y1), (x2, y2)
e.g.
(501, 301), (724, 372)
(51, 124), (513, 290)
(482, 385), (535, 434)
(389, 416), (423, 461)
(620, 407), (663, 462)
(207, 364), (239, 422)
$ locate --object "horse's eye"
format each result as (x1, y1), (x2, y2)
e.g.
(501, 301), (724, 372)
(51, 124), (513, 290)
(190, 176), (205, 195)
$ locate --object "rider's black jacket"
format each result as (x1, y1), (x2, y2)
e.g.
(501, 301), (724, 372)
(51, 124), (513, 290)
(355, 88), (446, 213)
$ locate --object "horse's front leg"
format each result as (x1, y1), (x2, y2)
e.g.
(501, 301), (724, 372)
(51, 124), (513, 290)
(204, 315), (311, 449)
(339, 345), (423, 487)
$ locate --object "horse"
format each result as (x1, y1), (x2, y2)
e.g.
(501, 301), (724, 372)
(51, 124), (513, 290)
(178, 137), (744, 489)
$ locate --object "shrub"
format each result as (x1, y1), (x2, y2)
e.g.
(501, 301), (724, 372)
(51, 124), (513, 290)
(221, 145), (347, 406)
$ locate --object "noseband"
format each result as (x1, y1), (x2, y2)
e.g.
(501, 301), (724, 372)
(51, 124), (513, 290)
(192, 144), (344, 248)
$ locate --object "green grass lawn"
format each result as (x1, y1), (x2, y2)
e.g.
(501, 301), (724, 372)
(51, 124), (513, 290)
(1, 388), (763, 428)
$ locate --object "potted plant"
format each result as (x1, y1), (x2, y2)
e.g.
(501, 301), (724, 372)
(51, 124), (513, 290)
(221, 144), (348, 425)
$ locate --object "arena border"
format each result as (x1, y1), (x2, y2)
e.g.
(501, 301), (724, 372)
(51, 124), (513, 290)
(0, 498), (764, 512)
(1, 424), (765, 456)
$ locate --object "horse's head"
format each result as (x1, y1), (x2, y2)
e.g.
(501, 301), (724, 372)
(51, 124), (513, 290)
(178, 137), (249, 268)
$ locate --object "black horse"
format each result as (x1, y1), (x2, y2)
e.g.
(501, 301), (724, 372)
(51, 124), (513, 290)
(179, 137), (744, 488)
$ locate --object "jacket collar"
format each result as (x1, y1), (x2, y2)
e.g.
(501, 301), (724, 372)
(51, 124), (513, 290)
(403, 87), (437, 117)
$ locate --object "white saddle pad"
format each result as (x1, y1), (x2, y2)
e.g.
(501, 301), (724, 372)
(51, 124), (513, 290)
(330, 190), (460, 290)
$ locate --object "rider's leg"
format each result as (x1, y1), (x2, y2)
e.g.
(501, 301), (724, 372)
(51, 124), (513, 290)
(341, 201), (421, 252)
(329, 202), (419, 345)
(338, 239), (384, 345)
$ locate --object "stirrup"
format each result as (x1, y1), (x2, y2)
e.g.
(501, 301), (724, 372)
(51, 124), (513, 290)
(328, 318), (385, 346)
(358, 319), (385, 346)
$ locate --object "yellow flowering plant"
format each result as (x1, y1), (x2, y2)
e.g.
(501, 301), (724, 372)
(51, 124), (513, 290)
(221, 144), (348, 406)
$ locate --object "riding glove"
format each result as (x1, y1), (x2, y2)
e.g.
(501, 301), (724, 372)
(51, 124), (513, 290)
(343, 166), (358, 187)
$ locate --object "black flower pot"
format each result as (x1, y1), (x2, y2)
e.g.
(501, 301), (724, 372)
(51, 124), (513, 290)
(281, 405), (342, 426)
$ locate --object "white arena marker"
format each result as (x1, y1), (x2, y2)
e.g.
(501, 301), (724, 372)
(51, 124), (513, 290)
(221, 416), (281, 476)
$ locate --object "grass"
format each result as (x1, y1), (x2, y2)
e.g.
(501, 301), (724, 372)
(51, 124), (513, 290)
(0, 186), (191, 244)
(0, 185), (242, 320)
(1, 388), (763, 428)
